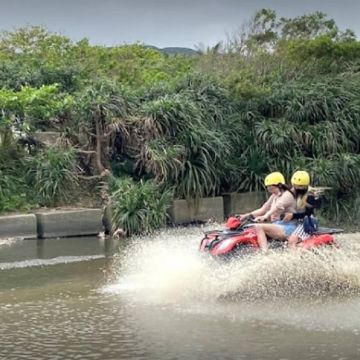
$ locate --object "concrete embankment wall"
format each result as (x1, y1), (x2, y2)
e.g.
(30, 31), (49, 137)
(0, 214), (37, 240)
(223, 191), (266, 218)
(0, 209), (103, 240)
(0, 192), (265, 239)
(36, 209), (103, 238)
(168, 192), (265, 224)
(168, 197), (224, 224)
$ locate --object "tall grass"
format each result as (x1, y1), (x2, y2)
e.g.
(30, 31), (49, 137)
(110, 177), (172, 236)
(28, 148), (79, 206)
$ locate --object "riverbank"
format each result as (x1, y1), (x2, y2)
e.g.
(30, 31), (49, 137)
(0, 192), (262, 239)
(1, 191), (358, 240)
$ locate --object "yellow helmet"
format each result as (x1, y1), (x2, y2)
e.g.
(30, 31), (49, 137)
(291, 170), (310, 186)
(264, 172), (285, 187)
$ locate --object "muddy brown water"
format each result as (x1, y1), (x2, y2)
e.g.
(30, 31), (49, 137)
(1, 229), (360, 360)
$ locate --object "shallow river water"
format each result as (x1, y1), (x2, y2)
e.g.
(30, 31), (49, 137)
(1, 227), (360, 360)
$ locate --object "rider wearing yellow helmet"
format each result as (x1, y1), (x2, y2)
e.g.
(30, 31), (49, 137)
(291, 170), (310, 187)
(290, 170), (311, 211)
(239, 171), (297, 251)
(264, 171), (286, 187)
(241, 170), (324, 252)
(240, 171), (294, 221)
(254, 170), (318, 251)
(284, 170), (323, 249)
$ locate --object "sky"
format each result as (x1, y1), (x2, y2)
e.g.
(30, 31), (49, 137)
(1, 0), (360, 49)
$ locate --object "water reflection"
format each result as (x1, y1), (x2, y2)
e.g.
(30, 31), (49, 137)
(36, 239), (45, 258)
(0, 235), (122, 269)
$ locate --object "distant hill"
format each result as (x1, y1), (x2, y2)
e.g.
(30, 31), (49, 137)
(146, 45), (198, 56)
(161, 47), (198, 56)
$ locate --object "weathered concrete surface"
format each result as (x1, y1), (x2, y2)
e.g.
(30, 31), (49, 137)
(223, 191), (266, 217)
(33, 131), (61, 147)
(102, 205), (113, 234)
(0, 214), (37, 239)
(36, 209), (103, 238)
(169, 197), (224, 224)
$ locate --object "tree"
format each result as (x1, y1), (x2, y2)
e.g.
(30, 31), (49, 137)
(226, 9), (356, 53)
(73, 80), (133, 177)
(279, 12), (355, 41)
(0, 85), (73, 148)
(0, 26), (73, 58)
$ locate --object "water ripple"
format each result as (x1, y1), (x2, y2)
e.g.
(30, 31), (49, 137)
(0, 255), (104, 270)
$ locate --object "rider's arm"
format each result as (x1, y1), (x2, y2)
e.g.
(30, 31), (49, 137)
(262, 191), (295, 221)
(244, 195), (273, 218)
(261, 207), (277, 220)
(291, 207), (313, 220)
(291, 195), (321, 220)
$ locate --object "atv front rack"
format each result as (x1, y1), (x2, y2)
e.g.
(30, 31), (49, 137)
(314, 227), (343, 235)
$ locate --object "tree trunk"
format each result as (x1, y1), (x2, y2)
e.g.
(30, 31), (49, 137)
(95, 116), (106, 174)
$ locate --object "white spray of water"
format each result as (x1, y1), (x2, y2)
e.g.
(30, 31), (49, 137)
(0, 255), (104, 270)
(104, 227), (360, 305)
(0, 237), (21, 248)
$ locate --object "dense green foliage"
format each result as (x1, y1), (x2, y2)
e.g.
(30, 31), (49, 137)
(28, 148), (79, 206)
(110, 177), (172, 235)
(2, 9), (360, 231)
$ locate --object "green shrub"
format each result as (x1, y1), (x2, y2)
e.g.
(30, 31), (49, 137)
(110, 177), (172, 236)
(28, 148), (79, 206)
(131, 77), (234, 199)
(0, 172), (29, 212)
(0, 144), (33, 212)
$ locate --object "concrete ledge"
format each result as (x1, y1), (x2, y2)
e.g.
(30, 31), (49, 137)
(169, 197), (224, 224)
(36, 208), (103, 238)
(223, 191), (266, 217)
(33, 131), (61, 147)
(0, 214), (37, 239)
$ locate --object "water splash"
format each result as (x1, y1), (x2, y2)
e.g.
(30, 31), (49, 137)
(0, 237), (21, 248)
(104, 227), (360, 304)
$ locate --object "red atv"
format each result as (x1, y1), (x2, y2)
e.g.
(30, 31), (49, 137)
(199, 216), (343, 258)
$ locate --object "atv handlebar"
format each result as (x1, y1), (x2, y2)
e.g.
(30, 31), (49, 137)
(234, 214), (255, 221)
(226, 214), (256, 230)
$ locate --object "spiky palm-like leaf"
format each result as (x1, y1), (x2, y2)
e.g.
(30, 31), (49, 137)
(254, 118), (300, 156)
(110, 177), (172, 236)
(28, 148), (79, 206)
(136, 139), (186, 184)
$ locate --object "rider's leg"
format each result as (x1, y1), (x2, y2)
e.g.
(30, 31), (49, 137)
(261, 224), (287, 240)
(254, 224), (286, 252)
(254, 224), (269, 252)
(288, 224), (308, 250)
(288, 234), (300, 250)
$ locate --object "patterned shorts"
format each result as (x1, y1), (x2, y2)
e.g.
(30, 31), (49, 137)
(291, 223), (311, 241)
